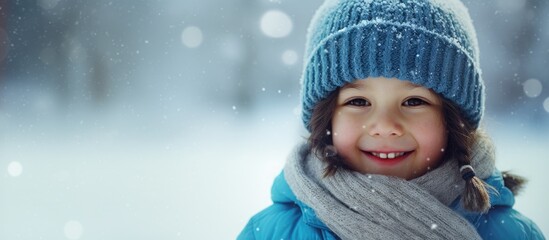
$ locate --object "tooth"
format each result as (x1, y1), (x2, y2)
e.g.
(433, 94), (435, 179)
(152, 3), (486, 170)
(379, 153), (387, 158)
(388, 153), (395, 159)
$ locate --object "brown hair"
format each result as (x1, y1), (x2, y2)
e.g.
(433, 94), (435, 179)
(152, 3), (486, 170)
(441, 97), (492, 212)
(308, 89), (345, 176)
(307, 87), (526, 213)
(441, 97), (527, 211)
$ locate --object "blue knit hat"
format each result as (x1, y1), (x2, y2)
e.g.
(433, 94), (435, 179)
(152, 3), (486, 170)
(301, 0), (484, 130)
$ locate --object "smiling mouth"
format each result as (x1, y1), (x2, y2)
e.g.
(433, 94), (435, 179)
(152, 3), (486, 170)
(363, 151), (413, 164)
(370, 152), (407, 159)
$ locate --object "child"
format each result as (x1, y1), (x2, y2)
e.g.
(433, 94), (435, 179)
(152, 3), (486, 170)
(239, 0), (545, 239)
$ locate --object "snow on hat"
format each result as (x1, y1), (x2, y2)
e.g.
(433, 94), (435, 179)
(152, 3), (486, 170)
(300, 0), (484, 130)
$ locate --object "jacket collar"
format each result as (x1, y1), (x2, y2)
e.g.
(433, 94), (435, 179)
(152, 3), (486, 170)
(271, 171), (331, 230)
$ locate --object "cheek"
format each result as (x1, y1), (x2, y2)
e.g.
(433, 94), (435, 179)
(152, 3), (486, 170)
(413, 115), (447, 159)
(331, 112), (360, 151)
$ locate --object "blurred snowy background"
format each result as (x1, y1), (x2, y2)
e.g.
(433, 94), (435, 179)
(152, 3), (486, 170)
(0, 0), (547, 239)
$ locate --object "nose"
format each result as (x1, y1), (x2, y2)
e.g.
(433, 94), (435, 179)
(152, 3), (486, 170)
(366, 110), (404, 137)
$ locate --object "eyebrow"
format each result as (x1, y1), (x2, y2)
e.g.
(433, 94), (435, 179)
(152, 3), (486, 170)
(341, 82), (364, 90)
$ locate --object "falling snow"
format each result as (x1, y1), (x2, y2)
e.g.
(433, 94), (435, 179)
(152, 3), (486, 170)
(0, 1), (547, 239)
(523, 79), (543, 98)
(7, 161), (23, 177)
(282, 50), (298, 65)
(181, 26), (203, 48)
(260, 10), (293, 38)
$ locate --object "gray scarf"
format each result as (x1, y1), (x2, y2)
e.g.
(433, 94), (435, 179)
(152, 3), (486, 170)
(285, 136), (496, 240)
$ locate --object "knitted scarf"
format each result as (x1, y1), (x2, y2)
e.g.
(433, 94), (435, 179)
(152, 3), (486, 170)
(285, 136), (496, 240)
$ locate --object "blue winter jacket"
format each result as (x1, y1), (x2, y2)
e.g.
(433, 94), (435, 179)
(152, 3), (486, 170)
(238, 170), (545, 239)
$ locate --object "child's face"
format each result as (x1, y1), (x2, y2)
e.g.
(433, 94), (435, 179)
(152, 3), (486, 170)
(332, 77), (447, 180)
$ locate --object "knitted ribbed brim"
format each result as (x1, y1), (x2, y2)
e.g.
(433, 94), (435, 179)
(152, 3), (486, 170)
(301, 0), (484, 131)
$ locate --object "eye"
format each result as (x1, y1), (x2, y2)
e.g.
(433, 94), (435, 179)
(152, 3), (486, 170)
(345, 98), (370, 107)
(403, 97), (428, 107)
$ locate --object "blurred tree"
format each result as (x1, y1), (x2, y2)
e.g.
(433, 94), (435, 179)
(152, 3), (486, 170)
(234, 0), (259, 112)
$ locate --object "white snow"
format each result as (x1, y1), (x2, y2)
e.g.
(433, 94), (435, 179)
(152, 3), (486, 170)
(282, 49), (298, 65)
(0, 101), (301, 239)
(181, 26), (203, 48)
(260, 10), (293, 38)
(7, 161), (23, 177)
(523, 78), (543, 98)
